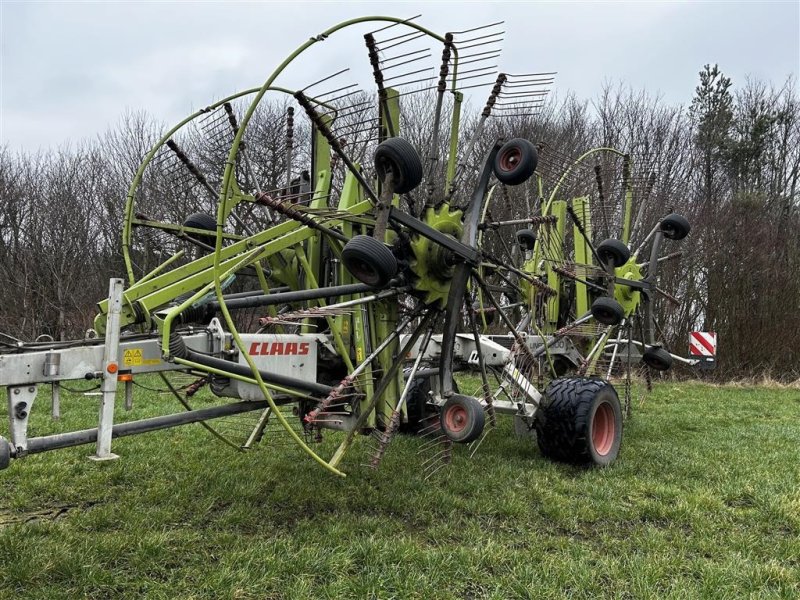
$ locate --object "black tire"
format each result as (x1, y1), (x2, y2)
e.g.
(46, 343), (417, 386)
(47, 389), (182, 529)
(440, 394), (485, 443)
(534, 377), (622, 466)
(591, 296), (625, 325)
(374, 137), (423, 194)
(183, 212), (218, 240)
(402, 376), (431, 433)
(493, 138), (538, 185)
(342, 235), (398, 288)
(596, 239), (631, 268)
(642, 346), (673, 371)
(0, 436), (10, 470)
(660, 213), (690, 241)
(516, 229), (537, 251)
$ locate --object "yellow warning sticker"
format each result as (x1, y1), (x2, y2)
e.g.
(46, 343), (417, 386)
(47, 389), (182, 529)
(123, 348), (143, 367)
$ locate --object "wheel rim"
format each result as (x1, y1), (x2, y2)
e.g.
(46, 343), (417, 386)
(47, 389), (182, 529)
(498, 147), (521, 172)
(348, 258), (379, 286)
(591, 401), (615, 456)
(443, 404), (468, 433)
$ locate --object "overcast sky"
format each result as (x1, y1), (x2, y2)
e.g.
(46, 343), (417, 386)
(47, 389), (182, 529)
(1, 1), (798, 153)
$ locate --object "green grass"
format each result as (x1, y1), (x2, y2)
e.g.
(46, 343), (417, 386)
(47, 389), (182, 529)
(1, 380), (799, 599)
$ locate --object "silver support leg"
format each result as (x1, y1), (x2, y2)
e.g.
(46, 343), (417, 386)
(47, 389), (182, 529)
(51, 383), (61, 420)
(90, 278), (124, 462)
(124, 380), (133, 411)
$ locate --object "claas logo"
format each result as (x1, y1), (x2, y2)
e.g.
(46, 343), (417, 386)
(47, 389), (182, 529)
(248, 342), (310, 356)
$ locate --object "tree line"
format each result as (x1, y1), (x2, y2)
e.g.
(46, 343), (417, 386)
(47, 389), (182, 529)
(0, 65), (797, 379)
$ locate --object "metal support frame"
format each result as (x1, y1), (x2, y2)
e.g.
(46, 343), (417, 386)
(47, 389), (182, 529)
(90, 278), (125, 462)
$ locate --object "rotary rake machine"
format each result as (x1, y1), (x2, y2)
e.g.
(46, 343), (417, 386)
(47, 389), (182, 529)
(0, 16), (694, 476)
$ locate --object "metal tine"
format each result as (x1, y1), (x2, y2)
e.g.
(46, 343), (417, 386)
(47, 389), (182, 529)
(422, 448), (451, 464)
(454, 48), (502, 61)
(379, 31), (426, 52)
(383, 65), (433, 83)
(452, 29), (505, 44)
(505, 70), (558, 79)
(502, 78), (556, 87)
(328, 105), (375, 123)
(423, 463), (449, 481)
(333, 119), (380, 136)
(456, 38), (504, 52)
(495, 96), (548, 105)
(499, 89), (551, 97)
(197, 106), (227, 127)
(496, 108), (546, 117)
(375, 28), (421, 45)
(199, 118), (230, 138)
(318, 97), (373, 119)
(453, 53), (502, 67)
(450, 20), (504, 35)
(494, 103), (546, 112)
(417, 425), (445, 442)
(368, 14), (422, 34)
(302, 67), (351, 92)
(392, 84), (438, 98)
(422, 458), (450, 477)
(391, 76), (437, 89)
(423, 453), (451, 474)
(418, 436), (448, 453)
(452, 78), (499, 91)
(316, 83), (360, 101)
(380, 47), (430, 65)
(417, 419), (443, 437)
(331, 127), (378, 142)
(468, 426), (492, 458)
(380, 52), (432, 71)
(458, 71), (500, 83)
(459, 64), (499, 77)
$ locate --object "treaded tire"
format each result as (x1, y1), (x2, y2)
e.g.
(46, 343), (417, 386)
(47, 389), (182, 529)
(534, 377), (622, 466)
(591, 296), (625, 325)
(597, 239), (631, 268)
(642, 346), (673, 371)
(660, 213), (690, 240)
(342, 235), (397, 288)
(493, 138), (538, 185)
(183, 212), (218, 240)
(374, 137), (423, 194)
(440, 394), (485, 443)
(0, 436), (10, 470)
(516, 229), (537, 251)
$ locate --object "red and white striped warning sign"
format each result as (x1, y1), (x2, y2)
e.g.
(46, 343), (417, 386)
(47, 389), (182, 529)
(689, 332), (717, 357)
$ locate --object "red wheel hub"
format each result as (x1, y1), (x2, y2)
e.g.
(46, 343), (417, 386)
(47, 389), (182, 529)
(498, 147), (521, 171)
(591, 401), (615, 456)
(443, 404), (468, 433)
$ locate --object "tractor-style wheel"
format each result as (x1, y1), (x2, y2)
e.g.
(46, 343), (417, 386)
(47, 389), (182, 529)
(597, 239), (630, 268)
(342, 235), (398, 288)
(642, 346), (673, 371)
(440, 394), (485, 443)
(0, 436), (10, 470)
(660, 213), (690, 240)
(374, 137), (423, 194)
(183, 212), (218, 240)
(534, 377), (622, 466)
(516, 229), (537, 251)
(591, 296), (625, 325)
(493, 138), (538, 185)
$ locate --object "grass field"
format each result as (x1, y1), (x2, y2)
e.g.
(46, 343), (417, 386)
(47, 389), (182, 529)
(1, 380), (798, 599)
